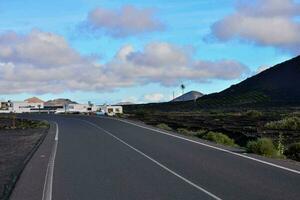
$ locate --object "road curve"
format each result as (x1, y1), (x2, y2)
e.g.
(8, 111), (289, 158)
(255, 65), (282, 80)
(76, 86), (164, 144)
(14, 114), (300, 200)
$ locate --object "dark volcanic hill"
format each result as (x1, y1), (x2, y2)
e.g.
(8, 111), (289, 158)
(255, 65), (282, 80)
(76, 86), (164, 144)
(124, 55), (300, 112)
(171, 91), (204, 102)
(197, 55), (300, 107)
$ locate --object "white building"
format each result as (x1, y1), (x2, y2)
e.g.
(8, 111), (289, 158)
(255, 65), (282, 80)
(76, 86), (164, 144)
(66, 104), (90, 113)
(0, 99), (123, 115)
(66, 103), (101, 113)
(100, 105), (123, 116)
(0, 100), (44, 113)
(0, 101), (9, 110)
(11, 101), (31, 113)
(89, 104), (100, 112)
(25, 102), (44, 109)
(0, 101), (12, 113)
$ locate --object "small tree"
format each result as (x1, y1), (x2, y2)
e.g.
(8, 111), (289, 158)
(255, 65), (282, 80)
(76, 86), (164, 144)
(180, 84), (185, 95)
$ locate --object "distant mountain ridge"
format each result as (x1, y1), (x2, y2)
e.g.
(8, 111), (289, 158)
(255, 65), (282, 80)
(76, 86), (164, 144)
(25, 97), (44, 103)
(45, 98), (77, 107)
(171, 91), (204, 102)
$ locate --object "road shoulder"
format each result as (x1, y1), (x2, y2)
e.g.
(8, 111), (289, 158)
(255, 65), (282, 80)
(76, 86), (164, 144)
(10, 122), (57, 200)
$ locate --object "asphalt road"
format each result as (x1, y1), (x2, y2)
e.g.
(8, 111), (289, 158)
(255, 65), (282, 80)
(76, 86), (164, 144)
(12, 114), (300, 200)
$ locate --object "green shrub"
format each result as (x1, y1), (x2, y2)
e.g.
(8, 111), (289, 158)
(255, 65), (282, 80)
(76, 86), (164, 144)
(245, 110), (263, 118)
(177, 128), (206, 137)
(177, 128), (193, 135)
(285, 143), (300, 161)
(15, 119), (49, 129)
(246, 138), (277, 157)
(36, 121), (50, 128)
(265, 117), (300, 130)
(194, 130), (207, 138)
(156, 123), (172, 131)
(202, 131), (236, 147)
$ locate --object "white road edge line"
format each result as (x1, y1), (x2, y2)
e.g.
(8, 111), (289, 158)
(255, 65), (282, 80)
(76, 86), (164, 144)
(81, 119), (222, 200)
(42, 122), (59, 200)
(105, 117), (300, 175)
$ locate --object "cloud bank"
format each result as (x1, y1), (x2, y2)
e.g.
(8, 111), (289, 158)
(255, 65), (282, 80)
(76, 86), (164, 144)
(144, 93), (165, 102)
(83, 5), (164, 37)
(0, 30), (109, 94)
(107, 42), (249, 86)
(211, 0), (300, 53)
(0, 30), (249, 94)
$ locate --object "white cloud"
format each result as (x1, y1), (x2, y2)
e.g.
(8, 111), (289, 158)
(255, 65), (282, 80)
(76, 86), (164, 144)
(83, 5), (164, 37)
(211, 0), (300, 53)
(0, 30), (108, 94)
(0, 30), (84, 67)
(144, 93), (165, 102)
(107, 42), (249, 86)
(120, 96), (139, 103)
(127, 42), (190, 67)
(0, 30), (249, 94)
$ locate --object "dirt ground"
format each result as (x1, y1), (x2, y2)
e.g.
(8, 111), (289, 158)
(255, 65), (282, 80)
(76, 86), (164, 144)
(0, 117), (48, 200)
(127, 111), (300, 146)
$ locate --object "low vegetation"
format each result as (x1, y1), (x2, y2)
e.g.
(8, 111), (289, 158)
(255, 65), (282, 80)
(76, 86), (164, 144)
(176, 128), (237, 147)
(246, 138), (280, 158)
(156, 123), (172, 131)
(126, 109), (300, 161)
(245, 110), (263, 118)
(0, 116), (49, 130)
(176, 128), (192, 135)
(202, 131), (236, 147)
(18, 120), (49, 129)
(265, 116), (300, 130)
(174, 128), (237, 148)
(176, 128), (206, 137)
(285, 143), (300, 161)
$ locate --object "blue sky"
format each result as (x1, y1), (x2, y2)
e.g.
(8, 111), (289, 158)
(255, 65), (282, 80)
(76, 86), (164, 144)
(0, 0), (298, 104)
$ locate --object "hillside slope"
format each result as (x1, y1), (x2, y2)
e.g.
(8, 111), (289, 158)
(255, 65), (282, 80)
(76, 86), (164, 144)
(198, 55), (300, 107)
(124, 55), (300, 112)
(172, 91), (204, 102)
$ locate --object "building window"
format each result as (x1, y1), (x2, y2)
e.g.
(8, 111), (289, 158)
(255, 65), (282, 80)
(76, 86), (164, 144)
(108, 108), (113, 113)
